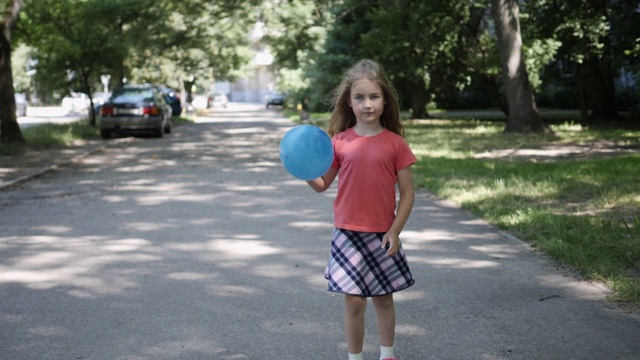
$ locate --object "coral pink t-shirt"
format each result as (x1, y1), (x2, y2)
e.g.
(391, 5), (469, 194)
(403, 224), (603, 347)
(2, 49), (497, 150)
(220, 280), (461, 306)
(331, 127), (416, 232)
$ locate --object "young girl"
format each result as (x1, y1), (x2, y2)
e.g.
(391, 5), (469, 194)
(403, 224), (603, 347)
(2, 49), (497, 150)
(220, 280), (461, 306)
(307, 59), (416, 360)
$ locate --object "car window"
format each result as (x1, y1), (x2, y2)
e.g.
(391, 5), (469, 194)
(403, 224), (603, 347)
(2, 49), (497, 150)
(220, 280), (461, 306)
(111, 89), (155, 103)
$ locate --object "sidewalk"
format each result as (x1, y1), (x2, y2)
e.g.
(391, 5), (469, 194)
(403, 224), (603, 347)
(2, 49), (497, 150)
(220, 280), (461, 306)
(0, 139), (106, 190)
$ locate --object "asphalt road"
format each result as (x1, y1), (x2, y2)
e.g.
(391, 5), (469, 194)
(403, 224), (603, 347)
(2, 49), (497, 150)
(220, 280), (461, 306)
(1, 104), (639, 360)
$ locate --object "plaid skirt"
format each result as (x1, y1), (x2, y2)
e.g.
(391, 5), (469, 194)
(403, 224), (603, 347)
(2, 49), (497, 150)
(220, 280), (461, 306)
(324, 228), (414, 297)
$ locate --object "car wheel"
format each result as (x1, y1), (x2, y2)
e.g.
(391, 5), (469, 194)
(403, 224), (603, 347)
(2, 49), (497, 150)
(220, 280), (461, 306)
(101, 129), (111, 139)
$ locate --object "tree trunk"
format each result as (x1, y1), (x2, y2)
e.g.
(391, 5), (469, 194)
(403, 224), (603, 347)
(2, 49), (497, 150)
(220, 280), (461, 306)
(0, 0), (26, 144)
(400, 77), (429, 119)
(409, 84), (429, 119)
(585, 56), (619, 122)
(491, 0), (547, 133)
(79, 66), (97, 126)
(183, 78), (196, 104)
(584, 0), (618, 123)
(575, 62), (590, 126)
(480, 74), (509, 116)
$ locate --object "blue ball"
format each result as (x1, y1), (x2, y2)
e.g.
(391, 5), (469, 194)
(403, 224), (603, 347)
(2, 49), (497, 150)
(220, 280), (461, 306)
(279, 125), (333, 180)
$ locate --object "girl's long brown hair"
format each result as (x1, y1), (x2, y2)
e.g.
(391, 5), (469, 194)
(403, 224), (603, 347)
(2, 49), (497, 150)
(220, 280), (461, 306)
(326, 59), (404, 138)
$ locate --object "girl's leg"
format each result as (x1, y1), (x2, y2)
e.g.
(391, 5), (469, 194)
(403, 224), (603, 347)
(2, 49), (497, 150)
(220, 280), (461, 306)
(344, 294), (368, 354)
(371, 293), (395, 347)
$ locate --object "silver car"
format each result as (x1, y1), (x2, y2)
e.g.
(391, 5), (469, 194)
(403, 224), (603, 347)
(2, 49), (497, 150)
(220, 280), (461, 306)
(98, 85), (172, 139)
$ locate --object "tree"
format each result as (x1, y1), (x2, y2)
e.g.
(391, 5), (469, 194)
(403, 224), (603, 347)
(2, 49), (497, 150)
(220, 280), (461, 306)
(20, 0), (257, 123)
(129, 0), (257, 102)
(491, 0), (546, 133)
(307, 1), (364, 111)
(0, 0), (25, 144)
(308, 0), (480, 118)
(522, 0), (636, 125)
(609, 0), (640, 115)
(21, 0), (125, 125)
(550, 0), (617, 124)
(10, 44), (31, 94)
(361, 0), (437, 118)
(259, 0), (334, 108)
(362, 0), (484, 119)
(101, 0), (258, 104)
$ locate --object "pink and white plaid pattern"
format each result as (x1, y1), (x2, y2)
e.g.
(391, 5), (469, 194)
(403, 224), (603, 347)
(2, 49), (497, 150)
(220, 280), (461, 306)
(324, 228), (414, 296)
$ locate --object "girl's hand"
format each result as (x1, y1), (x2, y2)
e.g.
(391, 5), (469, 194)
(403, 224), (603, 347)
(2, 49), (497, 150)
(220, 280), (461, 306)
(306, 166), (339, 193)
(382, 232), (400, 256)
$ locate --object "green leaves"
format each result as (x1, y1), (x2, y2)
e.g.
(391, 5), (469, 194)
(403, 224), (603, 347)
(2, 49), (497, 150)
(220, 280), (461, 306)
(18, 0), (258, 97)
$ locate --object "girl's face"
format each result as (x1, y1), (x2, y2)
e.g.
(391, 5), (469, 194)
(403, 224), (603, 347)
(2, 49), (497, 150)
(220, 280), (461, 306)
(348, 78), (385, 127)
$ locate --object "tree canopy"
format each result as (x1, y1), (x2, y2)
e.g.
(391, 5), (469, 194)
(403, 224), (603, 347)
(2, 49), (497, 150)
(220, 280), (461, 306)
(2, 0), (638, 143)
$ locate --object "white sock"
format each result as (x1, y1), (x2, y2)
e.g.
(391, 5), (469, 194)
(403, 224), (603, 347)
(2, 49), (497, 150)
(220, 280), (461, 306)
(348, 352), (363, 360)
(380, 345), (395, 359)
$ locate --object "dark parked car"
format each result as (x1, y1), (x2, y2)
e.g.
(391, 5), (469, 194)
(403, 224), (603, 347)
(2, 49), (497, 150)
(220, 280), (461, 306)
(157, 86), (182, 116)
(98, 85), (172, 139)
(265, 91), (284, 108)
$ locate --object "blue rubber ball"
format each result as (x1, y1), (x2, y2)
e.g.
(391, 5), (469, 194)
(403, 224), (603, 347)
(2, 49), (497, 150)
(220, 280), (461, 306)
(279, 125), (333, 180)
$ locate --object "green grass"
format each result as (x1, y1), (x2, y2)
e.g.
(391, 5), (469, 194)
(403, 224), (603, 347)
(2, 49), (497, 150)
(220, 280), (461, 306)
(407, 119), (640, 303)
(0, 120), (99, 156)
(24, 121), (101, 147)
(0, 115), (195, 156)
(284, 109), (332, 124)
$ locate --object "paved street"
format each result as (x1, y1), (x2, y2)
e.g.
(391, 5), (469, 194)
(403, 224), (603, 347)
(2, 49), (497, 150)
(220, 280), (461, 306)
(1, 104), (639, 359)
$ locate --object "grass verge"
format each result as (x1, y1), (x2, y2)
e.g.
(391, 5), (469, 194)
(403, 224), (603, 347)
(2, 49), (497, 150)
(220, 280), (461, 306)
(0, 120), (99, 156)
(0, 116), (194, 156)
(407, 119), (640, 304)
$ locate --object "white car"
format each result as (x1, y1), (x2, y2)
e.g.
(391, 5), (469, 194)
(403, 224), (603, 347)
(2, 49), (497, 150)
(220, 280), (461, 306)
(208, 93), (229, 108)
(15, 93), (27, 117)
(62, 93), (90, 113)
(191, 95), (209, 110)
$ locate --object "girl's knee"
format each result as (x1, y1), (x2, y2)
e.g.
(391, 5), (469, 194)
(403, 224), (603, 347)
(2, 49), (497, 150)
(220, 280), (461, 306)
(344, 295), (367, 317)
(372, 294), (394, 310)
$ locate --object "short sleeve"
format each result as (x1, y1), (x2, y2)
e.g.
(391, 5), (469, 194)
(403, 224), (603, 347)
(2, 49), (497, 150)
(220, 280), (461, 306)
(395, 137), (416, 171)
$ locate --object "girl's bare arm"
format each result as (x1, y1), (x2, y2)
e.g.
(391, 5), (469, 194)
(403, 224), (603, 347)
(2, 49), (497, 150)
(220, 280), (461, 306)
(383, 166), (415, 256)
(306, 166), (339, 193)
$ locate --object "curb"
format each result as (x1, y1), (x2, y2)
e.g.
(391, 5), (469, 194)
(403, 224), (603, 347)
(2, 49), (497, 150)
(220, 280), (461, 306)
(0, 144), (107, 190)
